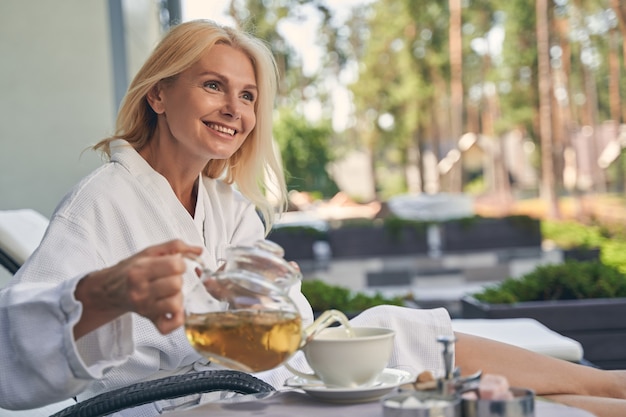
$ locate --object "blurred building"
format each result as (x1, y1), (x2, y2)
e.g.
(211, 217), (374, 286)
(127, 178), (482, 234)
(0, 1), (167, 216)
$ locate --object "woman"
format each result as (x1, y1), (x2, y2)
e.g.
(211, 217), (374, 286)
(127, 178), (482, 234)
(0, 19), (625, 417)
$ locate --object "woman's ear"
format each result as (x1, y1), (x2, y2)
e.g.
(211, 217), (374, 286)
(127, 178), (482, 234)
(146, 83), (165, 114)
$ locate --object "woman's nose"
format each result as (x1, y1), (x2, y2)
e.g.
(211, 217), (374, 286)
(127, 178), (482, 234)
(220, 95), (241, 119)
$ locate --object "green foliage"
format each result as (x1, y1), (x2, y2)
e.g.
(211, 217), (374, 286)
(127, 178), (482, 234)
(301, 279), (405, 313)
(473, 261), (626, 304)
(542, 219), (626, 274)
(542, 220), (603, 250)
(326, 216), (429, 243)
(383, 216), (429, 239)
(464, 176), (487, 195)
(228, 0), (622, 199)
(497, 0), (539, 136)
(273, 108), (339, 198)
(332, 217), (382, 228)
(506, 214), (541, 228)
(592, 239), (626, 275)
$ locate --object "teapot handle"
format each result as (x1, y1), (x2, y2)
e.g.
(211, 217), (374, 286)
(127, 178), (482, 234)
(183, 255), (225, 314)
(184, 253), (215, 276)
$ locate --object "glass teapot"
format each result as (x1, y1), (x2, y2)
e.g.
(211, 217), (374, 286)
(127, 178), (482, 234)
(184, 239), (350, 373)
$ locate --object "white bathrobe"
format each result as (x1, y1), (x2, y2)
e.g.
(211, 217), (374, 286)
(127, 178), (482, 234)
(0, 140), (452, 415)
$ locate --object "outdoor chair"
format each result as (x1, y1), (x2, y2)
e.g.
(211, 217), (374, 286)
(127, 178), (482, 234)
(50, 371), (274, 417)
(451, 318), (584, 363)
(0, 209), (276, 417)
(0, 208), (49, 277)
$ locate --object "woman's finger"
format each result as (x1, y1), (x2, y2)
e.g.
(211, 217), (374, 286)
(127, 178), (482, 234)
(139, 239), (204, 258)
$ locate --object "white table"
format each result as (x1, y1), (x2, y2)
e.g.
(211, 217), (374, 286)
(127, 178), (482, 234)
(166, 390), (595, 417)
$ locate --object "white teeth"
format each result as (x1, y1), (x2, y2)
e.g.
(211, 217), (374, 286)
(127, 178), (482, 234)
(207, 123), (235, 136)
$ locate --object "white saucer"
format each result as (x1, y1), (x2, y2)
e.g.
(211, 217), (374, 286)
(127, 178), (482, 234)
(283, 368), (413, 403)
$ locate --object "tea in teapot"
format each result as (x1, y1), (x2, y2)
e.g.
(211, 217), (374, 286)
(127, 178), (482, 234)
(184, 240), (353, 373)
(186, 309), (302, 372)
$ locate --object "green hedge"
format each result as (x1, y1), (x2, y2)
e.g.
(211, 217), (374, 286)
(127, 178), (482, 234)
(301, 279), (405, 313)
(473, 261), (626, 304)
(542, 219), (626, 273)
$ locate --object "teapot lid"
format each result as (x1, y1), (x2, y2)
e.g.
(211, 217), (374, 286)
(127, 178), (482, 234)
(224, 240), (301, 289)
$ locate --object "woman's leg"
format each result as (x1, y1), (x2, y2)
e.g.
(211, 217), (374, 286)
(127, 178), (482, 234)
(455, 332), (626, 399)
(455, 332), (626, 416)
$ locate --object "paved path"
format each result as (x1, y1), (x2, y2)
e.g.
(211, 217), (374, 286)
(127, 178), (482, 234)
(301, 248), (564, 317)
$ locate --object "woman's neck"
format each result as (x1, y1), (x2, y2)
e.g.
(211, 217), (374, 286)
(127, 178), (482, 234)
(139, 141), (201, 217)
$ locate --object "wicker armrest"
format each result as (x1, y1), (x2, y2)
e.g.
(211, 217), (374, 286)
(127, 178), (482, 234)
(50, 370), (275, 417)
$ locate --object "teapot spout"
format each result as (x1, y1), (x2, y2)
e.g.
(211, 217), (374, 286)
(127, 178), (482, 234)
(302, 309), (354, 345)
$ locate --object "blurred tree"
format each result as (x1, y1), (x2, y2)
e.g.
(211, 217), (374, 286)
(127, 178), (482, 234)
(349, 0), (505, 197)
(462, 0), (512, 200)
(448, 0), (463, 193)
(273, 108), (339, 198)
(536, 0), (560, 218)
(223, 0), (625, 207)
(349, 0), (419, 198)
(226, 0), (344, 197)
(496, 0), (538, 137)
(611, 0), (626, 123)
(611, 0), (626, 193)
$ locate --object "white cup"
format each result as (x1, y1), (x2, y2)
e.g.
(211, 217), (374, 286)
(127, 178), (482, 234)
(285, 326), (395, 388)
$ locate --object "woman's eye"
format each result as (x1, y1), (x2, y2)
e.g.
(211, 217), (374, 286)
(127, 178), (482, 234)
(204, 81), (219, 90)
(242, 91), (255, 102)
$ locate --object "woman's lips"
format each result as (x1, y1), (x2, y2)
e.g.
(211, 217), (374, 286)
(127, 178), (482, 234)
(205, 122), (236, 136)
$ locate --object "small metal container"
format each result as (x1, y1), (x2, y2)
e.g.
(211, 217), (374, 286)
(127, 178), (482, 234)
(382, 391), (461, 417)
(461, 387), (535, 417)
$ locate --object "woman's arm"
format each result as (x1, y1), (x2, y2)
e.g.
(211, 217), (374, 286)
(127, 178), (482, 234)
(0, 239), (202, 410)
(74, 239), (202, 338)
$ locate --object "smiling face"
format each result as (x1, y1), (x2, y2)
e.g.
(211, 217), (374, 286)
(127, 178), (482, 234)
(147, 43), (258, 165)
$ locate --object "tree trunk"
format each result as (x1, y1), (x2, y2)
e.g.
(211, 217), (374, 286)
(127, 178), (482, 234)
(551, 13), (571, 196)
(536, 0), (560, 219)
(448, 0), (463, 193)
(609, 29), (622, 125)
(582, 63), (606, 193)
(406, 141), (422, 194)
(611, 0), (626, 124)
(608, 28), (624, 193)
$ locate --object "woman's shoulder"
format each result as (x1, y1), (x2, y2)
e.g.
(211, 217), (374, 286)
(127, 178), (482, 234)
(52, 162), (138, 220)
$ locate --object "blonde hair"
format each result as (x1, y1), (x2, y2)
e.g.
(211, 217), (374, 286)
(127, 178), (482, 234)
(94, 20), (287, 234)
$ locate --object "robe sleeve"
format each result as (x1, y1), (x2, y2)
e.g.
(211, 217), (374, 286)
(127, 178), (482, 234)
(0, 215), (134, 409)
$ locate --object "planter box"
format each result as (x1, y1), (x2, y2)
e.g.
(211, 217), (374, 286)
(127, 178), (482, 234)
(313, 216), (539, 259)
(461, 296), (626, 369)
(563, 247), (601, 262)
(442, 217), (541, 252)
(328, 225), (428, 258)
(268, 227), (328, 261)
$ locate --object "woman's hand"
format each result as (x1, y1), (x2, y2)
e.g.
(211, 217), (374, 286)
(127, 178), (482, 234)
(74, 239), (203, 338)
